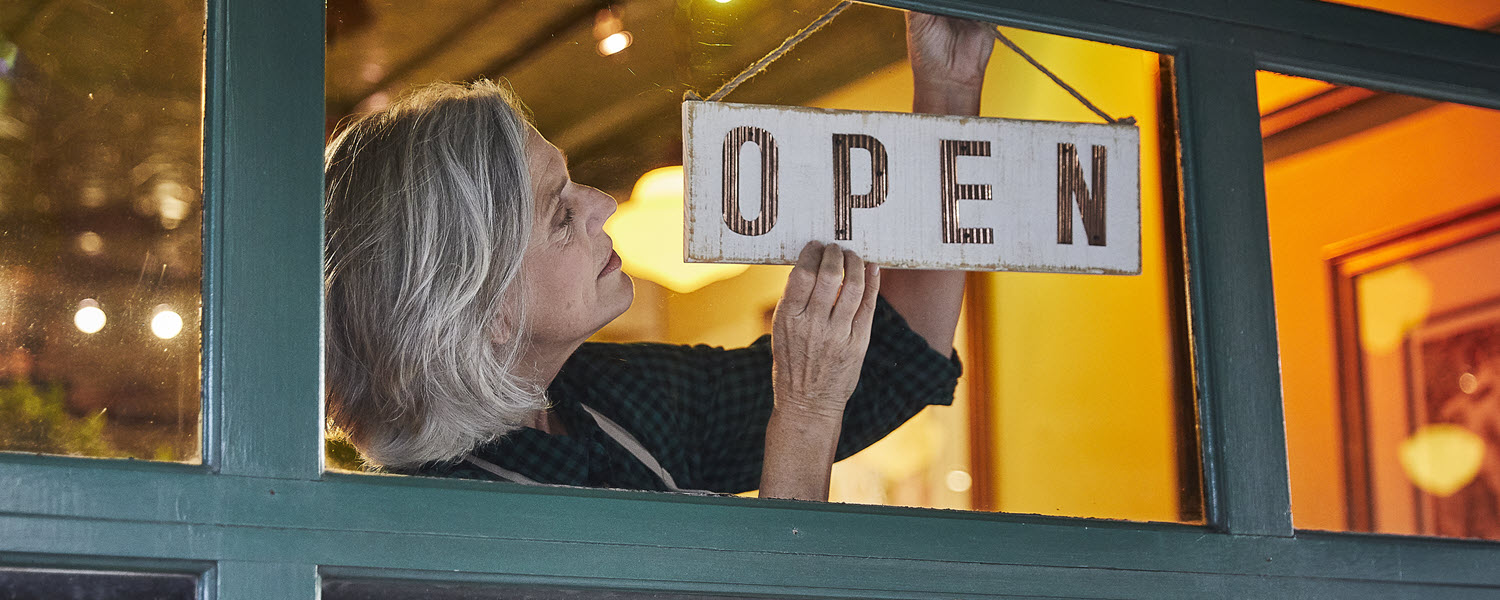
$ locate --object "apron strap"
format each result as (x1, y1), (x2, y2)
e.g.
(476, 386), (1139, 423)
(581, 404), (706, 493)
(464, 453), (541, 485)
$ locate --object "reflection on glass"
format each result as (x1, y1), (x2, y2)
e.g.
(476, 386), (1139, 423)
(325, 1), (1199, 524)
(1260, 71), (1500, 539)
(0, 567), (196, 600)
(0, 2), (205, 461)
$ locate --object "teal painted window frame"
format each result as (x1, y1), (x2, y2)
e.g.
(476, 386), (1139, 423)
(3, 0), (1499, 597)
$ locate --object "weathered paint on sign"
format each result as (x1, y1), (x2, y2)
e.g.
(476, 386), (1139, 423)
(682, 101), (1141, 274)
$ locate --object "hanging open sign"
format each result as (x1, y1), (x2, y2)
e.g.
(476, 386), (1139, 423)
(682, 101), (1140, 275)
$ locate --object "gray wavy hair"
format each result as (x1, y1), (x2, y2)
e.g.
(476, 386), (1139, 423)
(323, 80), (542, 468)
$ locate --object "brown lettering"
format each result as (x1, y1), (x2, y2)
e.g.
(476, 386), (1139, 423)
(721, 126), (779, 236)
(1057, 143), (1107, 246)
(939, 140), (993, 244)
(831, 133), (888, 241)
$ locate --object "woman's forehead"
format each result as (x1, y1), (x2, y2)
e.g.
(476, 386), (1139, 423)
(525, 127), (566, 181)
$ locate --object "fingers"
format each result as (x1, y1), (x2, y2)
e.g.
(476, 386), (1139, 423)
(781, 241), (822, 315)
(784, 241), (878, 329)
(852, 262), (881, 340)
(830, 249), (865, 325)
(806, 242), (845, 316)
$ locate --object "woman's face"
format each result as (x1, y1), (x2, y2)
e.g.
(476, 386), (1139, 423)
(513, 125), (634, 350)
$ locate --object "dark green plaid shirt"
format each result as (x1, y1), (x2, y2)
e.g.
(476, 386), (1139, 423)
(408, 297), (961, 493)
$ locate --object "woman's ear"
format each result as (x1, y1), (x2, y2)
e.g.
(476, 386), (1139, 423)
(490, 298), (520, 345)
(491, 312), (515, 345)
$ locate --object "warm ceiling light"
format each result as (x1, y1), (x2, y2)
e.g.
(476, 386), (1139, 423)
(1399, 423), (1484, 497)
(605, 166), (749, 293)
(150, 305), (184, 340)
(597, 31), (632, 56)
(714, 0), (732, 3)
(945, 470), (973, 493)
(74, 299), (106, 334)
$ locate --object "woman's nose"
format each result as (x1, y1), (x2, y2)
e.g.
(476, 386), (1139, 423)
(586, 186), (616, 235)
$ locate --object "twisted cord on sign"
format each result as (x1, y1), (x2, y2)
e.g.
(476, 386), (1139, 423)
(697, 0), (855, 102)
(690, 0), (1131, 126)
(989, 28), (1132, 125)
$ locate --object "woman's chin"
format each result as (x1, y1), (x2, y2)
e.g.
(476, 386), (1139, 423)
(608, 273), (635, 320)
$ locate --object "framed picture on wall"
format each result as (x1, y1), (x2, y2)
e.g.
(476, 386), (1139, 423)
(1405, 301), (1500, 539)
(1329, 197), (1500, 540)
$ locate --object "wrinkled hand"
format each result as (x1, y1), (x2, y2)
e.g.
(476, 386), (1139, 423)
(771, 242), (881, 422)
(906, 11), (996, 94)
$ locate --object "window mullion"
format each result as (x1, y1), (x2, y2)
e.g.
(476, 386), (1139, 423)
(1174, 44), (1293, 537)
(204, 0), (326, 480)
(210, 560), (318, 600)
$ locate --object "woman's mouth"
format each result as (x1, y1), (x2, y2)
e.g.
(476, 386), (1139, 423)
(599, 249), (621, 277)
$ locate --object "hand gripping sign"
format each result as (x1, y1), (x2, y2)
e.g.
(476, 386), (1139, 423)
(683, 101), (1140, 275)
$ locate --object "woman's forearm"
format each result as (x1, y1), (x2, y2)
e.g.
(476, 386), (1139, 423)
(759, 406), (843, 501)
(878, 271), (966, 354)
(913, 79), (982, 116)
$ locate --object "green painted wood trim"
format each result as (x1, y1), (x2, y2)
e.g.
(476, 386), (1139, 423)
(3, 462), (1498, 588)
(877, 0), (1500, 109)
(1122, 0), (1500, 70)
(213, 560), (318, 600)
(0, 552), (210, 578)
(206, 0), (325, 479)
(4, 509), (1500, 598)
(200, 0), (225, 469)
(1173, 45), (1293, 537)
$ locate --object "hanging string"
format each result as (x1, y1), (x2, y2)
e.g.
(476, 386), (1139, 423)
(989, 28), (1131, 125)
(690, 1), (1132, 126)
(694, 1), (855, 102)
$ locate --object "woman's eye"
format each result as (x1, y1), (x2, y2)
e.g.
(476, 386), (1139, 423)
(558, 207), (575, 230)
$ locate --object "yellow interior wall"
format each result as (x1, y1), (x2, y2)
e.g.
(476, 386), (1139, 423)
(1262, 98), (1500, 531)
(811, 30), (1185, 522)
(983, 30), (1181, 522)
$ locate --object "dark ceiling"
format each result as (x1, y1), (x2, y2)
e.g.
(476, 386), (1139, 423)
(325, 0), (910, 195)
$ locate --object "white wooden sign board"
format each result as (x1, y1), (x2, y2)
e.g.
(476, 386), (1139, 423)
(682, 101), (1140, 275)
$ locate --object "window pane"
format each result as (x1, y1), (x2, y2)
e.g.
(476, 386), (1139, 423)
(0, 2), (205, 461)
(0, 567), (196, 600)
(1261, 71), (1500, 539)
(325, 0), (1200, 523)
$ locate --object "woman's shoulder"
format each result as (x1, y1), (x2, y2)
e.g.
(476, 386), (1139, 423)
(566, 338), (768, 372)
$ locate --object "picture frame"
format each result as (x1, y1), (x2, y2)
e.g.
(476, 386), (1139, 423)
(1404, 301), (1500, 538)
(1329, 196), (1500, 539)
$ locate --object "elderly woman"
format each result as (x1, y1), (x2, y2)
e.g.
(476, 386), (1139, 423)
(323, 13), (994, 500)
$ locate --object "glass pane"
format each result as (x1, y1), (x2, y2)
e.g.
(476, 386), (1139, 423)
(0, 2), (205, 461)
(1261, 72), (1500, 539)
(0, 567), (196, 600)
(324, 0), (1200, 523)
(326, 579), (774, 600)
(1317, 0), (1499, 30)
